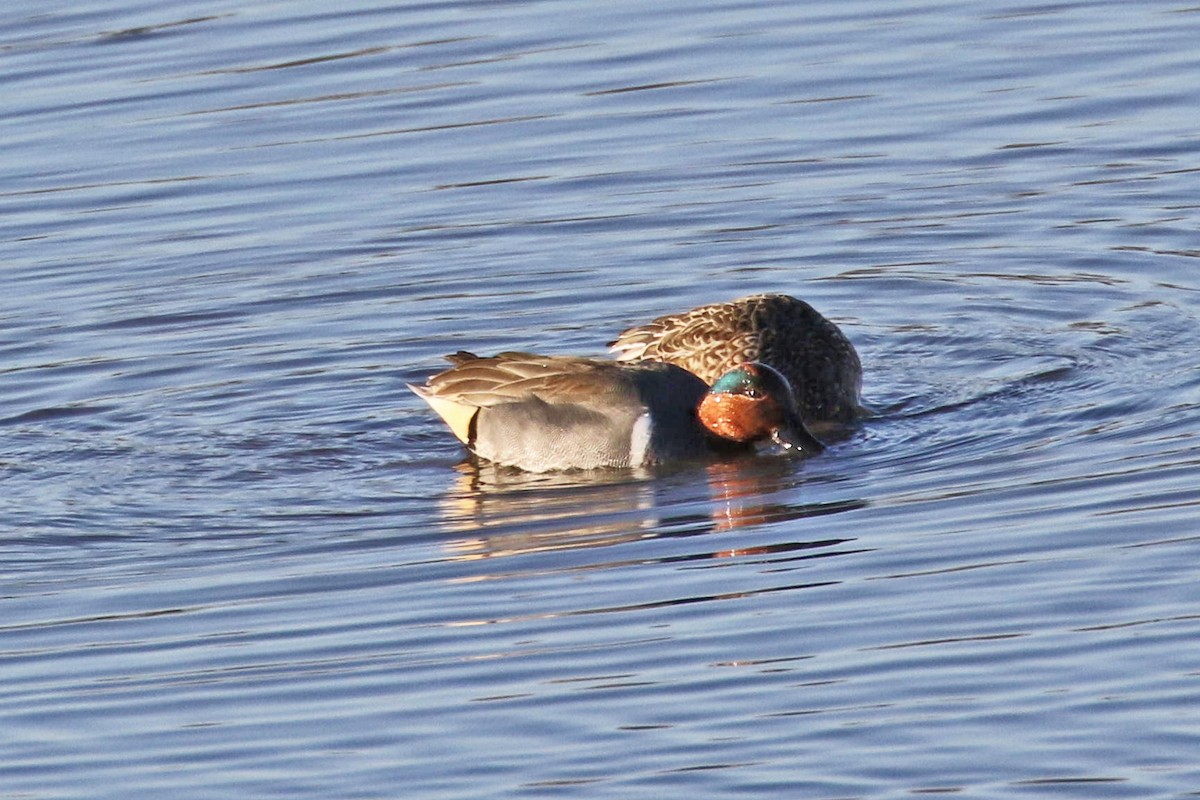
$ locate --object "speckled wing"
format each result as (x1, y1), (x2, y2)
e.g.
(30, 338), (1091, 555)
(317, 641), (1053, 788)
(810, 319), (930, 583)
(610, 294), (863, 422)
(610, 306), (761, 386)
(609, 295), (796, 385)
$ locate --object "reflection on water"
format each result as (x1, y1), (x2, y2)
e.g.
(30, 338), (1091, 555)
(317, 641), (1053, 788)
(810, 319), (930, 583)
(701, 457), (867, 532)
(439, 454), (867, 560)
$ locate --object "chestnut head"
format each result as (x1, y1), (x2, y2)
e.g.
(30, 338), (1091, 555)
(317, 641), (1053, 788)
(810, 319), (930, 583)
(698, 363), (825, 455)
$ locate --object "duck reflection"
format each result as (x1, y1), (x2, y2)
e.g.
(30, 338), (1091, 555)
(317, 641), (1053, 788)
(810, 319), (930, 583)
(440, 460), (662, 560)
(438, 454), (867, 562)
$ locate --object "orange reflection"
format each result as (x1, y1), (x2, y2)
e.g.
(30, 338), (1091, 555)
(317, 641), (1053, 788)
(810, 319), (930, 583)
(437, 454), (866, 563)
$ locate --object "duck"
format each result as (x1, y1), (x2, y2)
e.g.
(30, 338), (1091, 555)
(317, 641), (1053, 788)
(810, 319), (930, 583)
(410, 351), (824, 472)
(609, 294), (862, 423)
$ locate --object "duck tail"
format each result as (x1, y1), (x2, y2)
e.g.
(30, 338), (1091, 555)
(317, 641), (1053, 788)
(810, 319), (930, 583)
(409, 383), (478, 445)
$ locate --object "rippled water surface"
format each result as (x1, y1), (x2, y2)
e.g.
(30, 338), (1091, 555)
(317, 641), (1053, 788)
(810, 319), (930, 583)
(4, 1), (1200, 797)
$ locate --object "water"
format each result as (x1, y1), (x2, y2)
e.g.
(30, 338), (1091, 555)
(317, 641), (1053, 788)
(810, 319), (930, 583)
(3, 0), (1200, 797)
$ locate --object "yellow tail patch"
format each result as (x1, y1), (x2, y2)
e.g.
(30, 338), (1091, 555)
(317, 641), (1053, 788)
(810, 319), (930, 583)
(409, 384), (477, 444)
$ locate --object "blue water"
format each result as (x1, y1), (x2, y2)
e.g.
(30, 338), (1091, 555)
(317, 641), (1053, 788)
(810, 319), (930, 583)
(4, 1), (1200, 797)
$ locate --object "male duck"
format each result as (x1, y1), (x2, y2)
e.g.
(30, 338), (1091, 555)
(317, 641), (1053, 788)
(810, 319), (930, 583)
(610, 294), (862, 423)
(411, 351), (823, 472)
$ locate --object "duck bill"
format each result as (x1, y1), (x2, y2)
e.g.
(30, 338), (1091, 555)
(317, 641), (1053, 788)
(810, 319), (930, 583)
(770, 415), (825, 456)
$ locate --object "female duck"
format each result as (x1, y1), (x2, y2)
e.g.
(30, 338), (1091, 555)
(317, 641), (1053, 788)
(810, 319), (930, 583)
(410, 351), (823, 472)
(610, 294), (862, 423)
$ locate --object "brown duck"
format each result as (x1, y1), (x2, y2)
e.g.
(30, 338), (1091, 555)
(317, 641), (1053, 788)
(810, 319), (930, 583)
(610, 294), (863, 423)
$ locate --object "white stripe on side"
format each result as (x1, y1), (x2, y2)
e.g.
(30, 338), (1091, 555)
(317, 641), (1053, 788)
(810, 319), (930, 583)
(629, 412), (653, 466)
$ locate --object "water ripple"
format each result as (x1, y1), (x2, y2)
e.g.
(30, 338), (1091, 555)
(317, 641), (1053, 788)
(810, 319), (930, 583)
(5, 0), (1200, 798)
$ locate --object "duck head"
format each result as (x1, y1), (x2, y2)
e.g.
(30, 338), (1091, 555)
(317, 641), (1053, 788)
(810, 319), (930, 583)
(698, 363), (825, 455)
